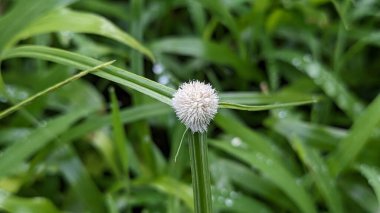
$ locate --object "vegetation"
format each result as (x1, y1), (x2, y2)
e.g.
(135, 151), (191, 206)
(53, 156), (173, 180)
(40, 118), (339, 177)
(0, 0), (379, 212)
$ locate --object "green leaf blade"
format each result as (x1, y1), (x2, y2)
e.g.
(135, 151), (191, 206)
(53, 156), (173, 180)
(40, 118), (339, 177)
(2, 45), (174, 105)
(210, 139), (317, 213)
(14, 8), (154, 61)
(328, 95), (380, 176)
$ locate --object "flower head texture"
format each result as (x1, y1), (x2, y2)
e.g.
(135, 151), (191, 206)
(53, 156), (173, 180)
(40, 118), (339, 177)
(172, 81), (219, 133)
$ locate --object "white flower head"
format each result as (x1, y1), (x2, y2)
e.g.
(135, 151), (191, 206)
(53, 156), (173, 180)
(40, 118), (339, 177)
(172, 80), (219, 133)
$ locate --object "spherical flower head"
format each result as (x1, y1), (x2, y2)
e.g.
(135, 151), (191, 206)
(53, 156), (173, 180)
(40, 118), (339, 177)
(172, 81), (219, 133)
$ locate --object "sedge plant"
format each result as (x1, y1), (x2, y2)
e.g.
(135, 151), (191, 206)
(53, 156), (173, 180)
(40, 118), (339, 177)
(172, 81), (218, 213)
(171, 80), (316, 212)
(10, 1), (380, 212)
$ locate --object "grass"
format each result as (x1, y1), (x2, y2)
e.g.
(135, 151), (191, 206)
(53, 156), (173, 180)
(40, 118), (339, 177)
(0, 0), (380, 212)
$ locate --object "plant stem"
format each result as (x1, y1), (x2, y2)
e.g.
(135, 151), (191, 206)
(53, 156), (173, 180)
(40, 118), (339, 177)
(188, 132), (213, 213)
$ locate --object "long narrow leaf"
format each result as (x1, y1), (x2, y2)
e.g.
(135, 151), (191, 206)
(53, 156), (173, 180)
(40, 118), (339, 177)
(210, 139), (317, 213)
(358, 164), (380, 208)
(275, 50), (364, 118)
(0, 190), (60, 213)
(290, 136), (343, 213)
(2, 45), (175, 105)
(150, 176), (193, 211)
(0, 0), (75, 50)
(219, 91), (317, 105)
(0, 60), (114, 119)
(13, 8), (154, 61)
(109, 88), (129, 175)
(57, 145), (106, 213)
(219, 99), (317, 111)
(3, 45), (320, 112)
(266, 118), (346, 150)
(0, 109), (90, 177)
(328, 95), (380, 176)
(150, 37), (260, 80)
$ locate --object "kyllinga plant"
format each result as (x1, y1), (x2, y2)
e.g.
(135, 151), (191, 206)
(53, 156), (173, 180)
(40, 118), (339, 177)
(171, 80), (315, 213)
(172, 81), (218, 213)
(2, 1), (380, 213)
(0, 43), (317, 212)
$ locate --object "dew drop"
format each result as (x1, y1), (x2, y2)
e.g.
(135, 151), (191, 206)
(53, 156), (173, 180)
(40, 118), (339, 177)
(231, 137), (242, 147)
(0, 96), (7, 103)
(277, 110), (288, 119)
(291, 58), (302, 68)
(224, 198), (233, 207)
(307, 63), (320, 78)
(303, 54), (312, 63)
(158, 75), (170, 85)
(153, 64), (164, 74)
(19, 91), (28, 99)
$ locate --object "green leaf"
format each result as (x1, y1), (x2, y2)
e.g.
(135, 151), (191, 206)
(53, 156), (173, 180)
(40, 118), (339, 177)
(150, 37), (260, 80)
(150, 176), (193, 211)
(0, 0), (75, 102)
(2, 45), (175, 105)
(266, 118), (346, 150)
(328, 95), (380, 176)
(0, 109), (90, 178)
(214, 111), (279, 160)
(195, 0), (237, 34)
(0, 0), (75, 51)
(0, 60), (114, 119)
(56, 145), (106, 213)
(358, 164), (380, 209)
(56, 103), (169, 177)
(219, 99), (317, 111)
(105, 194), (119, 213)
(219, 91), (317, 105)
(211, 158), (295, 211)
(341, 31), (380, 68)
(341, 178), (378, 212)
(186, 0), (206, 34)
(275, 50), (364, 119)
(14, 8), (154, 61)
(0, 190), (60, 213)
(91, 130), (121, 178)
(289, 136), (344, 213)
(331, 0), (351, 29)
(109, 87), (129, 175)
(3, 46), (319, 112)
(58, 103), (171, 146)
(210, 139), (317, 213)
(213, 186), (271, 213)
(0, 128), (31, 145)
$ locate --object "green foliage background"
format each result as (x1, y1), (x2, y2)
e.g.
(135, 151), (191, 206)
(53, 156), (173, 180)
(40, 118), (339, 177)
(0, 0), (380, 212)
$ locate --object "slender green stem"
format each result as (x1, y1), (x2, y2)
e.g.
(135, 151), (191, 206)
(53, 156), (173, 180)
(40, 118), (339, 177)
(188, 132), (213, 213)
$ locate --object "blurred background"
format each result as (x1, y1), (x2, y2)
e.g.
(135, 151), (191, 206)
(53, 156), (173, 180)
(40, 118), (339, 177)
(0, 0), (380, 212)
